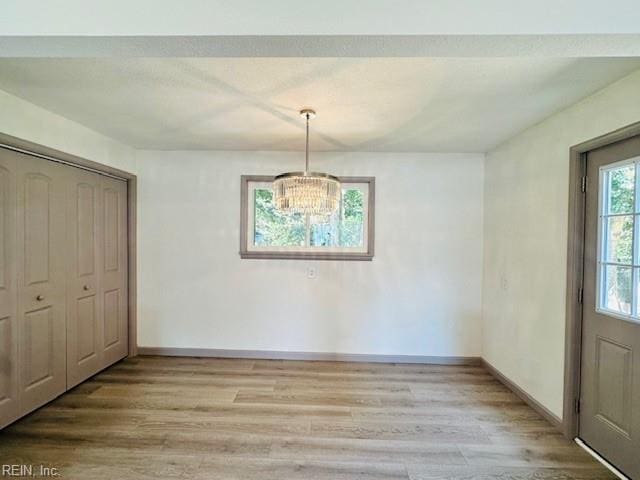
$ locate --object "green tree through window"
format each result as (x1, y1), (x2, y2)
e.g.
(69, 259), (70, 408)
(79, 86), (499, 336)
(254, 187), (365, 248)
(605, 165), (635, 312)
(254, 189), (306, 246)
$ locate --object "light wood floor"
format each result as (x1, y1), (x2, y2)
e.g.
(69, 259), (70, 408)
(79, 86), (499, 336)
(0, 356), (615, 479)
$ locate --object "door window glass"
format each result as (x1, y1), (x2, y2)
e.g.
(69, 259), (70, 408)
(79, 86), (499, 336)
(598, 159), (640, 319)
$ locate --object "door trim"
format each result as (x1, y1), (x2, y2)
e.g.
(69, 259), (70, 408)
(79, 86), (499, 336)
(0, 132), (138, 357)
(565, 121), (640, 439)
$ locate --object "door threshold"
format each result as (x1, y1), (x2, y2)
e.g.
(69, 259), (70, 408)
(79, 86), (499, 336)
(575, 438), (629, 480)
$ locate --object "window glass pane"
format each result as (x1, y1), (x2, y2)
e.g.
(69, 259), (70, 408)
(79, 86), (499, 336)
(606, 165), (635, 214)
(605, 215), (634, 264)
(635, 269), (640, 319)
(340, 189), (365, 247)
(253, 189), (306, 246)
(310, 215), (339, 247)
(603, 265), (632, 315)
(309, 188), (365, 248)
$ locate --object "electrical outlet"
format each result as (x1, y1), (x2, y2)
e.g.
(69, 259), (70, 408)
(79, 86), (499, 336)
(307, 267), (317, 279)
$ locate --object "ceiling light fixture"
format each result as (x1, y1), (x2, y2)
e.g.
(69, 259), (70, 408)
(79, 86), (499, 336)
(273, 109), (341, 217)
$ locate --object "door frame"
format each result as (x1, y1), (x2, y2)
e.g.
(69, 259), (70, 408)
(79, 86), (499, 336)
(564, 121), (640, 439)
(0, 132), (138, 357)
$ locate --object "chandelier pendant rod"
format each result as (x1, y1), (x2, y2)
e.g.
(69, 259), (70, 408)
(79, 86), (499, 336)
(272, 108), (340, 216)
(305, 112), (310, 173)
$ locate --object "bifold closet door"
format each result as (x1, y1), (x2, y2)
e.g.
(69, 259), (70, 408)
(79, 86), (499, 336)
(66, 169), (102, 388)
(16, 153), (67, 415)
(0, 146), (129, 427)
(0, 150), (19, 428)
(101, 176), (128, 367)
(66, 172), (128, 385)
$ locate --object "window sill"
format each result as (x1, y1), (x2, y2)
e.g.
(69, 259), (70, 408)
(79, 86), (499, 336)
(239, 251), (374, 261)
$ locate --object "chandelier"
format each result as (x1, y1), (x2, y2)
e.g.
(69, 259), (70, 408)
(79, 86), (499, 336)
(273, 109), (341, 216)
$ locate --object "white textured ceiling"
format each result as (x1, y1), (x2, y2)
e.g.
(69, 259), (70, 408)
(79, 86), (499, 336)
(0, 57), (639, 152)
(3, 0), (640, 35)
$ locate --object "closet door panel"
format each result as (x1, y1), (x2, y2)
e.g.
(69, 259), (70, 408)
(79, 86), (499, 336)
(23, 307), (55, 385)
(103, 289), (119, 348)
(0, 150), (18, 429)
(66, 171), (102, 388)
(17, 155), (67, 415)
(101, 177), (128, 366)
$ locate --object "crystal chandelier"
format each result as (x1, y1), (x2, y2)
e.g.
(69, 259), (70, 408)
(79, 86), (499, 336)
(273, 109), (341, 216)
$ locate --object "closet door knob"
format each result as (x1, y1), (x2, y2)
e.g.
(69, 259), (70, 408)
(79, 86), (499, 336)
(36, 295), (44, 301)
(83, 285), (90, 291)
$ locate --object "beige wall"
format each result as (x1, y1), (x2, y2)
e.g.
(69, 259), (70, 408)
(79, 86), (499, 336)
(0, 89), (136, 173)
(136, 150), (485, 357)
(483, 68), (640, 418)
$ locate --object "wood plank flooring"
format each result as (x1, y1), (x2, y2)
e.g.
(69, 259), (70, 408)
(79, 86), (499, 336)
(0, 356), (614, 479)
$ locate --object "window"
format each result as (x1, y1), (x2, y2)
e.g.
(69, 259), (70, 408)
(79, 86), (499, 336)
(240, 175), (375, 260)
(598, 158), (640, 321)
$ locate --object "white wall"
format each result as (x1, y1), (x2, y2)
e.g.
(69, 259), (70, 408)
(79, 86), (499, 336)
(0, 90), (136, 173)
(136, 151), (484, 357)
(483, 69), (640, 418)
(0, 85), (484, 358)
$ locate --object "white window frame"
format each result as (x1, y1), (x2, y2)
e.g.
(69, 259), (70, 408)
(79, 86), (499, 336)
(596, 156), (640, 323)
(239, 175), (375, 261)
